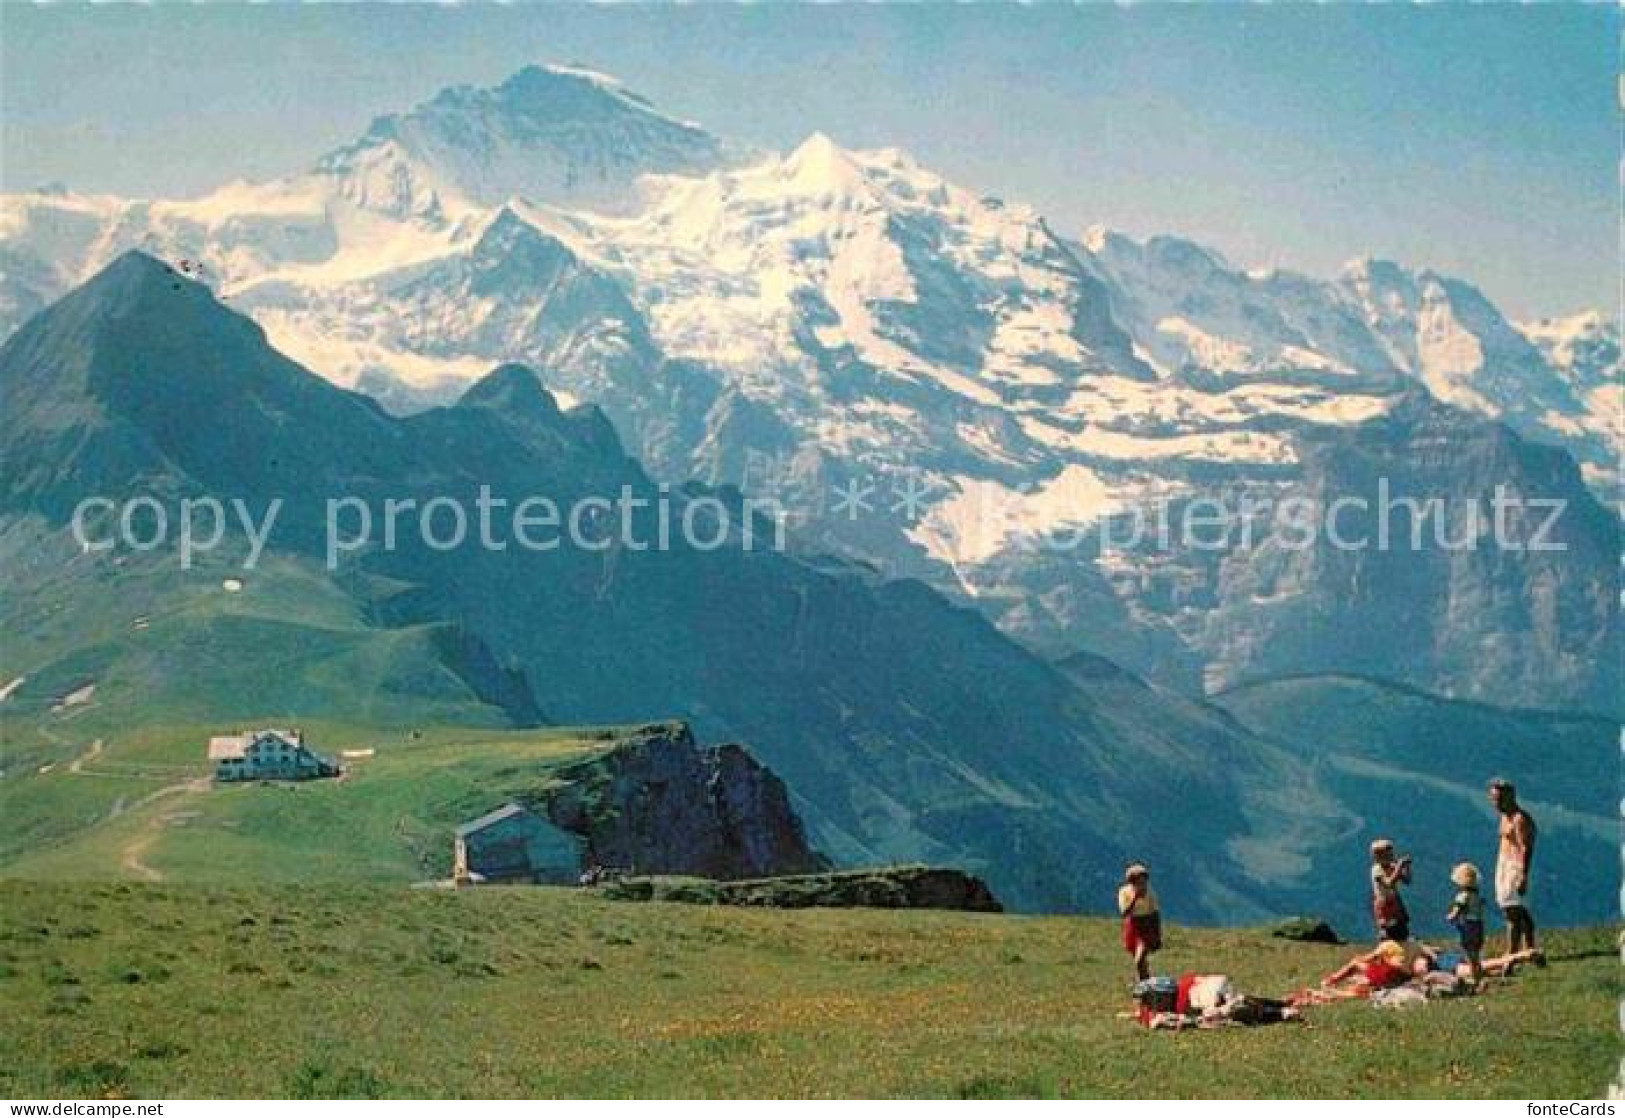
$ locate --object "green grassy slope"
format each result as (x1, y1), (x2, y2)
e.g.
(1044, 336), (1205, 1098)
(0, 719), (631, 882)
(0, 881), (1613, 1098)
(1216, 673), (1614, 811)
(0, 520), (530, 740)
(0, 517), (562, 872)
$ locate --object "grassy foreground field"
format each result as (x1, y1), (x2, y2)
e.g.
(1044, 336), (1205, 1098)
(0, 881), (1614, 1099)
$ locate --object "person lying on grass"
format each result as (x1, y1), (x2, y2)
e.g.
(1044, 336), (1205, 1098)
(1368, 945), (1547, 1004)
(1435, 945), (1545, 979)
(1131, 972), (1302, 1029)
(1290, 940), (1546, 1005)
(1290, 938), (1432, 1004)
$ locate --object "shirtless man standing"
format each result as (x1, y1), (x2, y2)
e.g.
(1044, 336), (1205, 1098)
(1489, 778), (1538, 954)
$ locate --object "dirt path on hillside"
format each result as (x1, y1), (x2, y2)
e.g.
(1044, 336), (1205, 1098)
(120, 828), (165, 882)
(118, 778), (210, 882)
(67, 739), (103, 773)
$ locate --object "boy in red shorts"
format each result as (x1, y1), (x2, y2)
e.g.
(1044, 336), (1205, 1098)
(1118, 862), (1162, 981)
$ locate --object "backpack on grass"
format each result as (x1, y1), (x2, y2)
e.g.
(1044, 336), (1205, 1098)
(1132, 976), (1178, 1013)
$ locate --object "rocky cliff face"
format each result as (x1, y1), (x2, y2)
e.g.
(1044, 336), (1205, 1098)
(539, 723), (830, 880)
(1198, 395), (1620, 711)
(967, 392), (1620, 714)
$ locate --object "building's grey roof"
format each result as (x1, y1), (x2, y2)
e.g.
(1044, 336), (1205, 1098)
(257, 728), (303, 746)
(455, 802), (534, 838)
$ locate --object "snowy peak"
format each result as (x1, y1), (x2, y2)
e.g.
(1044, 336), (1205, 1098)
(318, 64), (728, 215)
(1516, 310), (1621, 491)
(473, 205), (561, 257)
(605, 135), (1145, 421)
(781, 132), (874, 199)
(496, 63), (643, 107)
(1339, 255), (1414, 287)
(0, 65), (1614, 507)
(1079, 229), (1401, 384)
(1078, 233), (1619, 492)
(316, 135), (460, 223)
(1341, 262), (1559, 415)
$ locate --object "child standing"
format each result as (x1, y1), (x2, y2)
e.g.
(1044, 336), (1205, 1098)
(1446, 862), (1487, 981)
(1369, 838), (1412, 942)
(1118, 862), (1162, 982)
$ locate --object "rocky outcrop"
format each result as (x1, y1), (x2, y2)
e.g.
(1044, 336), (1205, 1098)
(1271, 917), (1343, 945)
(601, 865), (1002, 912)
(538, 722), (829, 880)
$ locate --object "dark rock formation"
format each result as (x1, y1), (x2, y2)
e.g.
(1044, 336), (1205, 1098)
(1270, 916), (1343, 945)
(601, 865), (1003, 912)
(538, 722), (829, 880)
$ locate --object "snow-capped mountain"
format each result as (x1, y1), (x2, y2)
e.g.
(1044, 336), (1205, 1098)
(0, 65), (731, 326)
(594, 133), (1148, 403)
(1339, 260), (1617, 491)
(317, 64), (731, 217)
(0, 64), (1615, 711)
(1078, 228), (1405, 386)
(1082, 232), (1619, 494)
(1517, 310), (1622, 491)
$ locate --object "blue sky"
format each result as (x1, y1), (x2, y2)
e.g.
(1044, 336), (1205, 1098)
(2, 4), (1615, 318)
